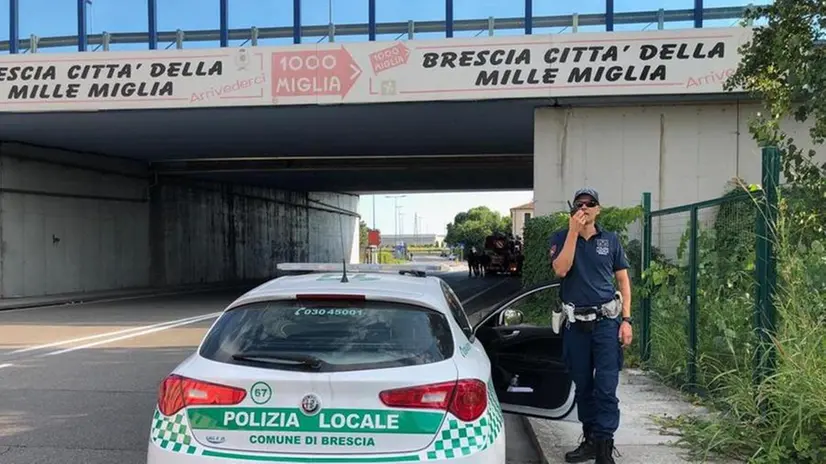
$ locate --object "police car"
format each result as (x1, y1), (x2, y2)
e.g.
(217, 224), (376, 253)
(146, 263), (575, 464)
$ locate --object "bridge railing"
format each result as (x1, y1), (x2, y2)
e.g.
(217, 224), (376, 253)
(3, 3), (759, 54)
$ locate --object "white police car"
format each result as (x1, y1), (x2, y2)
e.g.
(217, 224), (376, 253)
(146, 263), (575, 464)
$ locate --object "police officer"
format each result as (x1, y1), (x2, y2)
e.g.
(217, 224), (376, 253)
(548, 188), (633, 464)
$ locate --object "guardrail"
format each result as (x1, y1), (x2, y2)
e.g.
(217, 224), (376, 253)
(2, 4), (756, 53)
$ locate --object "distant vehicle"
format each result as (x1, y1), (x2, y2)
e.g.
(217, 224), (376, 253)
(482, 233), (524, 277)
(146, 263), (575, 464)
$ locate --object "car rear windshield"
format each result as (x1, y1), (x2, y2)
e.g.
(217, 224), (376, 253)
(199, 298), (455, 372)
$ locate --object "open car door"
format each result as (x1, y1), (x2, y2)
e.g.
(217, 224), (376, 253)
(472, 281), (577, 421)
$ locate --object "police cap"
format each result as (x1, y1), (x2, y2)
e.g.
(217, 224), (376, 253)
(573, 187), (600, 205)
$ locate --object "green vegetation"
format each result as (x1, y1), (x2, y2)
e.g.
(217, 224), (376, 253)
(407, 244), (443, 250)
(645, 2), (826, 462)
(723, 0), (826, 190)
(645, 182), (826, 464)
(444, 206), (511, 250)
(407, 245), (448, 254)
(640, 187), (760, 393)
(359, 220), (408, 264)
(377, 248), (406, 264)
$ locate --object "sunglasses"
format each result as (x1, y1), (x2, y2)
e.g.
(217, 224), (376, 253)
(574, 201), (598, 209)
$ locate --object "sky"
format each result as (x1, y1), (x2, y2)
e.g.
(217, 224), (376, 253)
(0, 0), (765, 49)
(360, 191), (534, 237)
(0, 0), (767, 235)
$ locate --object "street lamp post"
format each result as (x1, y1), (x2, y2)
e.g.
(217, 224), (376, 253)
(414, 213), (425, 246)
(385, 194), (406, 244)
(414, 212), (418, 245)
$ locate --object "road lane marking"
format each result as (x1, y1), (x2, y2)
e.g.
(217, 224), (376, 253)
(461, 278), (511, 304)
(8, 313), (218, 355)
(0, 363), (12, 369)
(42, 312), (222, 357)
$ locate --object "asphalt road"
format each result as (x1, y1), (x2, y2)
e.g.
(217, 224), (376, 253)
(0, 267), (539, 464)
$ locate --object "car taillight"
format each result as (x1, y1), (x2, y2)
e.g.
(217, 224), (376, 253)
(157, 374), (247, 416)
(379, 379), (487, 422)
(450, 379), (488, 422)
(379, 381), (454, 410)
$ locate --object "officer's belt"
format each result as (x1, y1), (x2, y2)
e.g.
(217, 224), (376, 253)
(562, 294), (622, 324)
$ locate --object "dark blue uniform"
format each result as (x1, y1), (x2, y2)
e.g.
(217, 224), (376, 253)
(549, 224), (629, 443)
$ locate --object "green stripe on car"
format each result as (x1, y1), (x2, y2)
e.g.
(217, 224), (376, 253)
(187, 407), (444, 434)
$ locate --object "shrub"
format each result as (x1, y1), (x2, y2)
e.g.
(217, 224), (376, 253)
(648, 183), (826, 463)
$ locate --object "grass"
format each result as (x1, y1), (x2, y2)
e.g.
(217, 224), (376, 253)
(377, 249), (407, 264)
(641, 190), (826, 464)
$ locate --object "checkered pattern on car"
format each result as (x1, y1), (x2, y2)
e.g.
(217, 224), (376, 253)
(423, 381), (504, 460)
(150, 409), (200, 455)
(486, 380), (504, 439)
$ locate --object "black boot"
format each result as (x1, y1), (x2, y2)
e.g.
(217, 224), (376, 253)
(564, 433), (596, 463)
(594, 438), (618, 464)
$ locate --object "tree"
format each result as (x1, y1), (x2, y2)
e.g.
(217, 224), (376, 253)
(359, 220), (369, 249)
(444, 206), (512, 250)
(724, 1), (826, 185)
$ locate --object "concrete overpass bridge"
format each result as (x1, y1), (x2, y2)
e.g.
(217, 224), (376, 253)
(2, 4), (811, 302)
(0, 4), (757, 194)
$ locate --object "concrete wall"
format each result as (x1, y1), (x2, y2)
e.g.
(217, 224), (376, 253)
(534, 101), (824, 214)
(306, 192), (361, 264)
(533, 101), (825, 259)
(150, 184), (359, 286)
(0, 142), (360, 298)
(0, 143), (151, 297)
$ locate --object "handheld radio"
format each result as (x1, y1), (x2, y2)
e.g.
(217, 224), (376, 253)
(567, 200), (577, 216)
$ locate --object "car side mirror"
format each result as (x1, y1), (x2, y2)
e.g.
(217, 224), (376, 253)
(499, 308), (524, 326)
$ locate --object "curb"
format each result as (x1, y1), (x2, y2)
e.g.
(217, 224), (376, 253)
(522, 416), (550, 464)
(0, 280), (265, 312)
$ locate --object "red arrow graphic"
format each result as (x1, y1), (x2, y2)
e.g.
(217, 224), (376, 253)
(271, 47), (362, 99)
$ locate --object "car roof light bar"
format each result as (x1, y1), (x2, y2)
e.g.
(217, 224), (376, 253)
(276, 262), (449, 274)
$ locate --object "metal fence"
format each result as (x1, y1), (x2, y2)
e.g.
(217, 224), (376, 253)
(639, 147), (779, 394)
(2, 4), (757, 53)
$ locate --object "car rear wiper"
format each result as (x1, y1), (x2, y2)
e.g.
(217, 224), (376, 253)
(231, 352), (325, 370)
